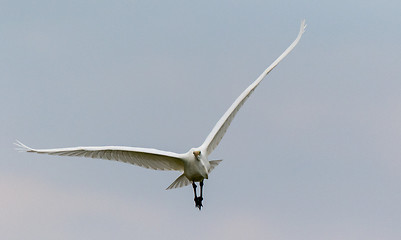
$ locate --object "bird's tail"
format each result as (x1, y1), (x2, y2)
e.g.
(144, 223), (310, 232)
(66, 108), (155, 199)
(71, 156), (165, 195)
(166, 173), (191, 190)
(209, 159), (223, 173)
(166, 159), (223, 190)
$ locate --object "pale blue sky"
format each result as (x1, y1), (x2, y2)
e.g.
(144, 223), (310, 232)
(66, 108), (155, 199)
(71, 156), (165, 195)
(2, 1), (401, 239)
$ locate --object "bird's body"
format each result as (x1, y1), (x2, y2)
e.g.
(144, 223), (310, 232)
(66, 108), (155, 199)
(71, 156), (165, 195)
(15, 20), (306, 210)
(183, 149), (210, 181)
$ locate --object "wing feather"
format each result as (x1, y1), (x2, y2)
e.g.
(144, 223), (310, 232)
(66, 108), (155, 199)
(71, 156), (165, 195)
(200, 20), (306, 155)
(15, 140), (184, 171)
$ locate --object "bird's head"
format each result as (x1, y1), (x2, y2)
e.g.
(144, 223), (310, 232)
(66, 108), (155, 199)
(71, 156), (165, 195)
(192, 150), (209, 179)
(193, 150), (201, 160)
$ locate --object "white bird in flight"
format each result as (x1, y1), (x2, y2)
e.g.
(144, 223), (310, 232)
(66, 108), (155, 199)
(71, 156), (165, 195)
(15, 20), (306, 210)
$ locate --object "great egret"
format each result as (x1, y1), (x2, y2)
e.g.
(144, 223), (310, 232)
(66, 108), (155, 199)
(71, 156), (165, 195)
(15, 20), (306, 210)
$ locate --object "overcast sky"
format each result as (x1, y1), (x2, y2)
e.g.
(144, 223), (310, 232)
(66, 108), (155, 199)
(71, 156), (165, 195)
(2, 1), (401, 239)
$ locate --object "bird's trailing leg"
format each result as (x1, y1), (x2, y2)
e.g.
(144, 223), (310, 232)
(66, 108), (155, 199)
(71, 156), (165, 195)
(192, 181), (204, 210)
(192, 182), (197, 199)
(200, 180), (204, 200)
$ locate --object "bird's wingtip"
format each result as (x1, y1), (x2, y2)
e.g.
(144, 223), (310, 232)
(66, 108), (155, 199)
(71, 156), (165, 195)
(300, 19), (307, 33)
(14, 140), (32, 152)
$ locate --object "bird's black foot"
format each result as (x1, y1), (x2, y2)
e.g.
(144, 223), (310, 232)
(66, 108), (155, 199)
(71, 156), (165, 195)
(194, 196), (203, 210)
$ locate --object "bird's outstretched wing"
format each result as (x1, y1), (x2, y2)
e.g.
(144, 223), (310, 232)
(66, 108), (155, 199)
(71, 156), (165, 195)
(15, 140), (184, 171)
(200, 20), (306, 156)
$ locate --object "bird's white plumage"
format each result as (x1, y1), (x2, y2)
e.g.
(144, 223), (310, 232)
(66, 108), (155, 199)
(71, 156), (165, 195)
(166, 173), (191, 190)
(15, 20), (306, 191)
(165, 159), (222, 189)
(200, 20), (307, 156)
(15, 140), (185, 171)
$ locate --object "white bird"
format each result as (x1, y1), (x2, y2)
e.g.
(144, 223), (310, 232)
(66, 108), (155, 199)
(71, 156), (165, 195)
(15, 20), (306, 210)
